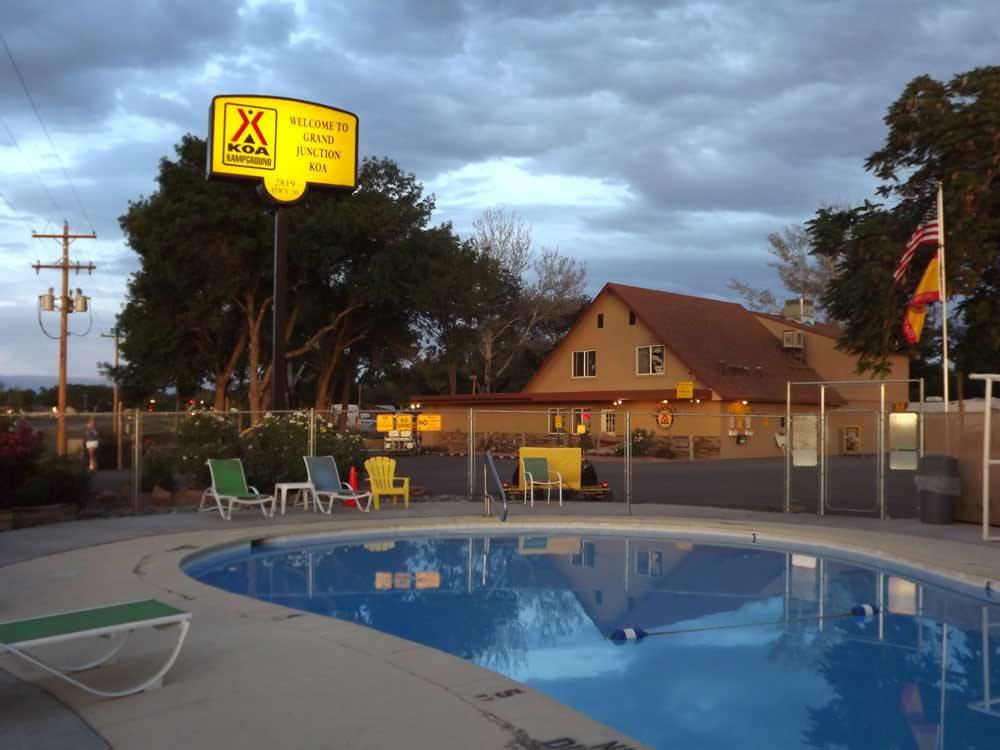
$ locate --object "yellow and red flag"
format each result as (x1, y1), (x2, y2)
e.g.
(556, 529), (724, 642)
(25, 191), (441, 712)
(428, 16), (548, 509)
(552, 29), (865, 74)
(902, 254), (941, 344)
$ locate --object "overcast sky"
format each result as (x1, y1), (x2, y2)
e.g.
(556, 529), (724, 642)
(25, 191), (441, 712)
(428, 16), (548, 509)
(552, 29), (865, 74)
(1, 0), (998, 380)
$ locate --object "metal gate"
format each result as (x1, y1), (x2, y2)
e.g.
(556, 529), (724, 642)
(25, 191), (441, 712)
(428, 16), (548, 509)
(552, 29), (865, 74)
(785, 379), (925, 518)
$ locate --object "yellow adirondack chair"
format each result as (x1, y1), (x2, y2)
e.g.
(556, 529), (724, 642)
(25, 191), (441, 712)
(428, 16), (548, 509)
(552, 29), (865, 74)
(364, 456), (410, 510)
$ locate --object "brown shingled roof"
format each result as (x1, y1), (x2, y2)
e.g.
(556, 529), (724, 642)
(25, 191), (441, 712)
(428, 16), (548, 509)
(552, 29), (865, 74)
(604, 283), (843, 405)
(753, 312), (844, 340)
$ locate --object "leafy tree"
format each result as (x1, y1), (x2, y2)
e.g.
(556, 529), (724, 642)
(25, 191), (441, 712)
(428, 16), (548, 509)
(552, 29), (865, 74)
(810, 67), (1000, 375)
(117, 134), (270, 410)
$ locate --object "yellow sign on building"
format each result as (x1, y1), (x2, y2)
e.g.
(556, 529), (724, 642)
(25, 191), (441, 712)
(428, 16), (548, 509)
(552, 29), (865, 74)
(207, 95), (359, 203)
(675, 381), (694, 399)
(376, 414), (395, 432)
(417, 414), (442, 432)
(395, 414), (414, 430)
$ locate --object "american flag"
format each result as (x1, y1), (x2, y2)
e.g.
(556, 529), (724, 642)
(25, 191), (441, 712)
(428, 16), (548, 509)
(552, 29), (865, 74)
(893, 204), (939, 284)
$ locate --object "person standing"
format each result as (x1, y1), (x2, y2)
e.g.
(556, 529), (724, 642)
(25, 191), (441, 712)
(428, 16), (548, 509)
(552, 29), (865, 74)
(85, 418), (99, 472)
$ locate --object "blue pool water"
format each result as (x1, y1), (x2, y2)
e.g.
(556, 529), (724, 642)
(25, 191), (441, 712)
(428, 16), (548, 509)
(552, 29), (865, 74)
(185, 533), (1000, 749)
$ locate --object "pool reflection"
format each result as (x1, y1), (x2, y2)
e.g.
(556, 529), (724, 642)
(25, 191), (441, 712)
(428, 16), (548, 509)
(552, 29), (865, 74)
(188, 535), (1000, 749)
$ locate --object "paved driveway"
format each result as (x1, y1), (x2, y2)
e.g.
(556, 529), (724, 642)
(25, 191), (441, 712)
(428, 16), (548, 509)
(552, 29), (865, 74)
(394, 453), (919, 517)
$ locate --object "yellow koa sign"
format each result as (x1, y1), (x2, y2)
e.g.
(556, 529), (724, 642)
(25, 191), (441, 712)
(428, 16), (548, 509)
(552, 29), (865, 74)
(208, 95), (359, 203)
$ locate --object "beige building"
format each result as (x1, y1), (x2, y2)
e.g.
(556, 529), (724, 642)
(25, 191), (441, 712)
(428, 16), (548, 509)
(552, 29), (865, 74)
(416, 283), (909, 459)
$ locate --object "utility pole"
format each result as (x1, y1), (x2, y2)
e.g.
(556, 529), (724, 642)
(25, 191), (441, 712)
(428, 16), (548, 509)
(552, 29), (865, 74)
(101, 328), (122, 470)
(33, 222), (97, 455)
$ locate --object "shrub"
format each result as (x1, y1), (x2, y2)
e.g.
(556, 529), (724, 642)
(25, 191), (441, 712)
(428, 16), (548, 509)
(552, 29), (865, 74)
(141, 447), (177, 492)
(615, 428), (656, 457)
(630, 428), (656, 457)
(239, 413), (310, 491)
(239, 412), (368, 491)
(15, 455), (91, 507)
(175, 412), (240, 486)
(315, 419), (368, 478)
(95, 426), (118, 470)
(0, 417), (44, 503)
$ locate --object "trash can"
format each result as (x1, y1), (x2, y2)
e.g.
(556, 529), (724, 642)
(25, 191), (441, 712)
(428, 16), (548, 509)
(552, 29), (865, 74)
(915, 455), (960, 524)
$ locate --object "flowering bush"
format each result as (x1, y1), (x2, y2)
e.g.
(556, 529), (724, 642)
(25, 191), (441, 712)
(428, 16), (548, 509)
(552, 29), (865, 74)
(175, 412), (240, 486)
(0, 417), (44, 503)
(239, 412), (367, 492)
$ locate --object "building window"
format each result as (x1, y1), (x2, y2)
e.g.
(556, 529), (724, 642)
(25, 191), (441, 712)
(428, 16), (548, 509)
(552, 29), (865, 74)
(649, 550), (663, 577)
(572, 408), (592, 434)
(629, 311), (636, 325)
(636, 345), (665, 375)
(601, 410), (617, 434)
(597, 313), (604, 328)
(572, 350), (597, 378)
(636, 549), (663, 576)
(548, 409), (566, 434)
(572, 541), (596, 568)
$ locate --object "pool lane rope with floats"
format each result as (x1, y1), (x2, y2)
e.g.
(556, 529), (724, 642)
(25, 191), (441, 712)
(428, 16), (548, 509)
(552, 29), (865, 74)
(609, 604), (879, 643)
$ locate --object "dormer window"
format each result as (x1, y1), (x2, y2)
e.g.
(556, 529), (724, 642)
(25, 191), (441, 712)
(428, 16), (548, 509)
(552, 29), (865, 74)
(572, 350), (597, 378)
(636, 345), (665, 375)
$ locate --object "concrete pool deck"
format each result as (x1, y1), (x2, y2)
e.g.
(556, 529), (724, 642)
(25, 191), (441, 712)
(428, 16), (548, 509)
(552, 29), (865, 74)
(2, 501), (1000, 749)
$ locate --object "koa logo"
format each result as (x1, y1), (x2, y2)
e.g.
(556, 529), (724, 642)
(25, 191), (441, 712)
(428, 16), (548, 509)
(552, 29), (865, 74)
(222, 104), (277, 170)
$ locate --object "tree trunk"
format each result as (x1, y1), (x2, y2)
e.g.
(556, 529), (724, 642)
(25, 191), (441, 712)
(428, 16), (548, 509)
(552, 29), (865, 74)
(338, 360), (354, 430)
(314, 326), (347, 411)
(213, 329), (247, 411)
(447, 361), (458, 396)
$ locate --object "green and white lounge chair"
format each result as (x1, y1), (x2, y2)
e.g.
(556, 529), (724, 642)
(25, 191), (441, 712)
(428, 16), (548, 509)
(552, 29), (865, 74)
(0, 599), (191, 698)
(304, 456), (372, 513)
(199, 458), (275, 520)
(521, 456), (564, 507)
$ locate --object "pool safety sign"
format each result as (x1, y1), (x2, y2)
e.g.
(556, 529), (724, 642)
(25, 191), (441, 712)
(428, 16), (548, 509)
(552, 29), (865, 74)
(208, 95), (359, 203)
(417, 414), (442, 432)
(376, 414), (395, 432)
(675, 381), (694, 399)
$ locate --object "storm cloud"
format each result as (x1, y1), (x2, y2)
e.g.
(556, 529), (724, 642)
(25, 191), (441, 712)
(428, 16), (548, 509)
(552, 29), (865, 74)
(0, 0), (997, 377)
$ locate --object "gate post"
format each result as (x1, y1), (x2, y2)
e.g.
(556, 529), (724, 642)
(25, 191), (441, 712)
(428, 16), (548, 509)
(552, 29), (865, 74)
(879, 383), (887, 520)
(785, 381), (791, 513)
(625, 411), (632, 508)
(131, 408), (142, 513)
(819, 385), (826, 516)
(467, 408), (475, 498)
(308, 408), (316, 457)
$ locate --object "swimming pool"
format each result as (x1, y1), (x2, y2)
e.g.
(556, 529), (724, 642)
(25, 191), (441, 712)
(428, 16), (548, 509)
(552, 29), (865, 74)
(185, 532), (1000, 749)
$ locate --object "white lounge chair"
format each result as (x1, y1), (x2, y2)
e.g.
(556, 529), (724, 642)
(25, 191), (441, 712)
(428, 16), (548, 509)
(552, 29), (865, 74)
(521, 456), (564, 507)
(304, 455), (372, 513)
(0, 599), (191, 697)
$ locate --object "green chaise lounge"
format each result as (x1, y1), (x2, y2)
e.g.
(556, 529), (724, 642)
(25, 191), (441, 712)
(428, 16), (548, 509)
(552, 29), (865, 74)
(0, 599), (191, 698)
(199, 458), (276, 520)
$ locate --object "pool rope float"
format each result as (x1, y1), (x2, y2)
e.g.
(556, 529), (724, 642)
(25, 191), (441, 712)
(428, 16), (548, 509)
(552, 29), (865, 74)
(610, 604), (879, 643)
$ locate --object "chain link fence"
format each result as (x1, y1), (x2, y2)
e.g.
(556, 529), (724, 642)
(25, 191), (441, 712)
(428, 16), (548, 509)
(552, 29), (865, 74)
(11, 396), (992, 524)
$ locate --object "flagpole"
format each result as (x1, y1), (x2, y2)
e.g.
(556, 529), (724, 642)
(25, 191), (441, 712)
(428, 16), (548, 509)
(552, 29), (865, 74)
(937, 182), (950, 414)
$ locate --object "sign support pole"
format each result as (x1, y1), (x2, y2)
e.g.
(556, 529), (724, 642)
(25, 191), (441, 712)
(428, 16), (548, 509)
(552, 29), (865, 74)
(271, 206), (288, 411)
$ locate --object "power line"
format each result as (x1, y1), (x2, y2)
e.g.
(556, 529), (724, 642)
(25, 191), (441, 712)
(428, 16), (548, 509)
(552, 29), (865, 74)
(0, 30), (94, 234)
(0, 113), (64, 221)
(0, 185), (37, 234)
